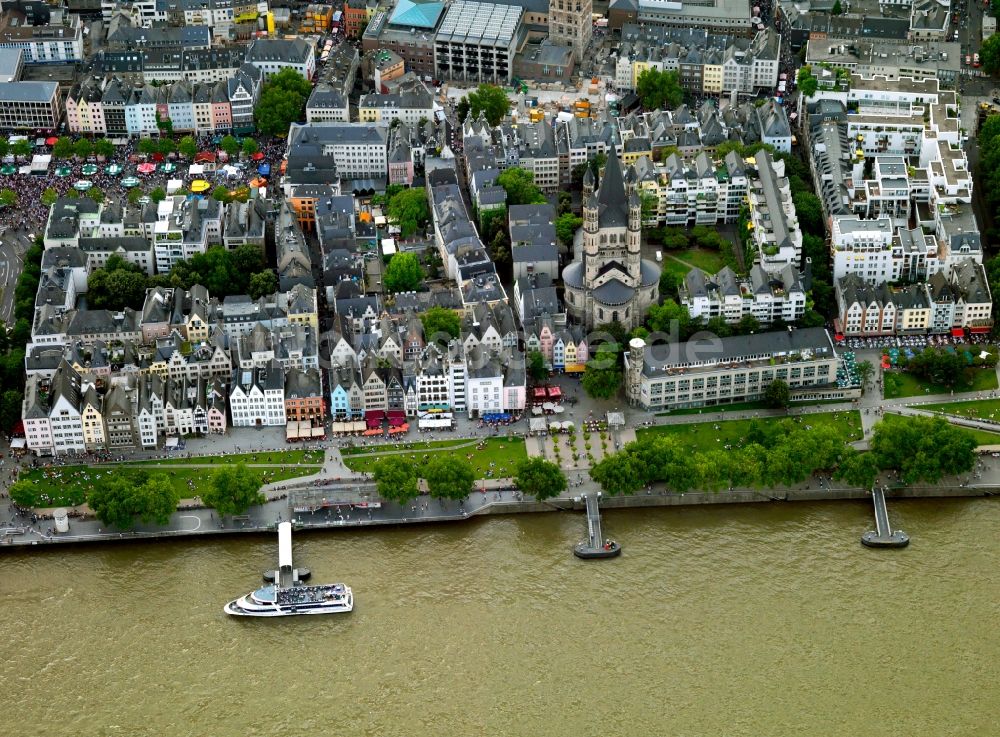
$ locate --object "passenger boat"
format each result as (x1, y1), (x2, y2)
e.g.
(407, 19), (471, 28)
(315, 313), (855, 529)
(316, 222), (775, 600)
(224, 522), (353, 617)
(224, 582), (353, 617)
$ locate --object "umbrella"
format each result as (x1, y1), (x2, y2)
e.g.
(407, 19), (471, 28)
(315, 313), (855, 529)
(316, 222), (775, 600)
(74, 180), (93, 191)
(105, 164), (123, 176)
(152, 153), (165, 162)
(137, 163), (156, 174)
(251, 152), (265, 161)
(121, 176), (140, 188)
(45, 136), (58, 146)
(55, 166), (72, 177)
(81, 164), (98, 176)
(190, 179), (211, 193)
(0, 164), (16, 175)
(257, 163), (271, 176)
(160, 162), (176, 173)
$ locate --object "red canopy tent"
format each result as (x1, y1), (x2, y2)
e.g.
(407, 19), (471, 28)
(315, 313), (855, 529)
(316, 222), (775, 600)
(834, 333), (845, 342)
(547, 386), (562, 399)
(363, 428), (382, 436)
(45, 137), (58, 146)
(195, 151), (217, 164)
(532, 387), (547, 399)
(251, 152), (265, 161)
(365, 409), (385, 420)
(952, 328), (967, 337)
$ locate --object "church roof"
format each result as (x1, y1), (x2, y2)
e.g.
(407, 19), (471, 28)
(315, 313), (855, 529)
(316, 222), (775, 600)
(596, 149), (629, 229)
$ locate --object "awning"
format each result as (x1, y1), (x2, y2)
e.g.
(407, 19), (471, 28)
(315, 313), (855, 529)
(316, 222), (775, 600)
(166, 437), (179, 448)
(971, 326), (992, 334)
(951, 328), (966, 338)
(564, 364), (586, 373)
(9, 437), (25, 449)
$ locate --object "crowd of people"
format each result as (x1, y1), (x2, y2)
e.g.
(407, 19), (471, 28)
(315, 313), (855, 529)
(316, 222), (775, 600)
(0, 133), (287, 234)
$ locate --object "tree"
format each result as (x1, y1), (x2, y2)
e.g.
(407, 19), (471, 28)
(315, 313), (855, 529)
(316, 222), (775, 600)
(85, 187), (104, 203)
(0, 189), (16, 207)
(792, 191), (824, 236)
(11, 139), (30, 158)
(646, 299), (692, 340)
(53, 137), (74, 159)
(242, 138), (259, 157)
(557, 190), (573, 216)
(869, 416), (976, 485)
(373, 457), (420, 503)
(906, 347), (969, 387)
(460, 84), (510, 126)
(582, 345), (622, 399)
(41, 187), (58, 206)
(796, 66), (819, 98)
(514, 457), (567, 501)
(203, 464), (265, 517)
(0, 138), (7, 158)
(383, 252), (424, 293)
(150, 186), (167, 203)
(856, 360), (875, 391)
(248, 270), (277, 300)
(764, 379), (791, 409)
(590, 451), (645, 496)
(220, 135), (240, 157)
(831, 0), (842, 14)
(87, 264), (149, 311)
(255, 69), (312, 135)
(555, 213), (582, 246)
(659, 269), (680, 299)
(423, 456), (475, 500)
(94, 138), (115, 158)
(496, 167), (546, 206)
(982, 33), (1000, 77)
(178, 135), (198, 159)
(157, 138), (175, 156)
(0, 389), (22, 433)
(835, 448), (880, 490)
(212, 185), (232, 203)
(635, 68), (684, 111)
(87, 472), (179, 530)
(420, 305), (460, 340)
(74, 139), (93, 159)
(527, 350), (548, 381)
(385, 187), (429, 238)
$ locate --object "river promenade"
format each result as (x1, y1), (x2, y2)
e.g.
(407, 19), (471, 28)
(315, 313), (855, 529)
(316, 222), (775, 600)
(3, 357), (1000, 548)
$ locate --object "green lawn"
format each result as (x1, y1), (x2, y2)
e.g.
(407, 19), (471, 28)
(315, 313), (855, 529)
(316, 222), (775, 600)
(15, 463), (322, 509)
(919, 398), (1000, 421)
(341, 437), (527, 479)
(663, 248), (727, 276)
(637, 410), (864, 450)
(339, 438), (474, 456)
(878, 413), (1000, 447)
(128, 449), (322, 467)
(883, 369), (998, 399)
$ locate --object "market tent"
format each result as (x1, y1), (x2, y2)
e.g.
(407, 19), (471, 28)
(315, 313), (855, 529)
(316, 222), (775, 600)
(73, 180), (93, 191)
(137, 162), (155, 174)
(81, 164), (98, 176)
(529, 418), (547, 432)
(0, 164), (15, 175)
(166, 178), (184, 194)
(188, 163), (205, 177)
(251, 152), (265, 161)
(121, 176), (140, 187)
(55, 166), (71, 177)
(45, 136), (58, 146)
(105, 164), (123, 175)
(190, 180), (210, 193)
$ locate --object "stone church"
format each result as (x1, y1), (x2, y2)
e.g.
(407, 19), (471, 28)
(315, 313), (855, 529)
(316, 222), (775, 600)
(562, 150), (661, 330)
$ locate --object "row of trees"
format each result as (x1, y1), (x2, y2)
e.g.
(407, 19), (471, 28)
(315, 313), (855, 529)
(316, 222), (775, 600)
(590, 415), (976, 497)
(0, 240), (43, 433)
(86, 245), (277, 312)
(9, 464), (265, 530)
(372, 454), (567, 504)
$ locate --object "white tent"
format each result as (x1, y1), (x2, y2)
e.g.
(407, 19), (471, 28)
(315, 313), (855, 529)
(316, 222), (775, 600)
(552, 405), (565, 414)
(529, 417), (547, 432)
(542, 402), (555, 411)
(166, 178), (184, 194)
(531, 407), (543, 415)
(188, 163), (205, 177)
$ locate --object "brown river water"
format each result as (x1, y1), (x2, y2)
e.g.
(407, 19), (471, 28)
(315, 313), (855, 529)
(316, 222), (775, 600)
(1, 499), (997, 737)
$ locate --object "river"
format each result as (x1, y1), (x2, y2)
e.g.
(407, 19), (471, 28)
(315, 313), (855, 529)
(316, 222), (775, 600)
(2, 499), (997, 737)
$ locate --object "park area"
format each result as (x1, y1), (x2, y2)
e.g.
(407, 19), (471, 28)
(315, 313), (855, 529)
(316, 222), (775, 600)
(883, 368), (998, 399)
(340, 437), (526, 479)
(13, 454), (323, 509)
(879, 413), (1000, 447)
(919, 398), (1000, 422)
(637, 410), (864, 451)
(659, 248), (729, 280)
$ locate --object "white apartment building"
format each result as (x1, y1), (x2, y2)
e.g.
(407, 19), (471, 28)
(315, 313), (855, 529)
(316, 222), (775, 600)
(286, 122), (389, 179)
(748, 150), (802, 269)
(151, 197), (224, 273)
(680, 264), (807, 327)
(229, 361), (286, 426)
